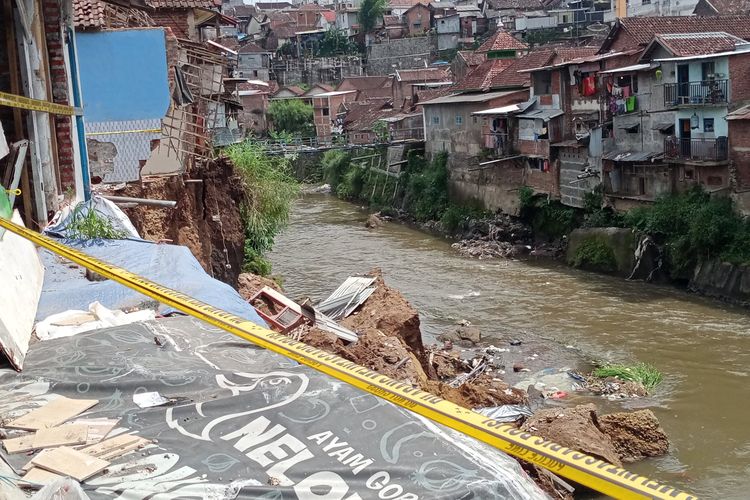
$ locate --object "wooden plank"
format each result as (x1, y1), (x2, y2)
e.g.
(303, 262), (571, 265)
(31, 446), (109, 482)
(22, 448), (53, 471)
(22, 467), (62, 487)
(70, 418), (119, 444)
(2, 424), (88, 453)
(6, 397), (98, 430)
(80, 434), (149, 460)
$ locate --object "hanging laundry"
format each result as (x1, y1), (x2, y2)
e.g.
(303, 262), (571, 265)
(625, 96), (636, 113)
(622, 86), (631, 98)
(569, 66), (577, 86)
(543, 160), (550, 172)
(582, 76), (596, 96)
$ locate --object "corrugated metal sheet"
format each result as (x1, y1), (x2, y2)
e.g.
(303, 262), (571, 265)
(317, 276), (377, 319)
(602, 150), (664, 162)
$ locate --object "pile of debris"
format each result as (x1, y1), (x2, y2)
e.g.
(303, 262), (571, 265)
(0, 396), (150, 487)
(237, 269), (672, 498)
(449, 213), (534, 260)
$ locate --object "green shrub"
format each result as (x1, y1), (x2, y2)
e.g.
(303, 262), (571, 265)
(226, 142), (299, 276)
(440, 204), (489, 232)
(569, 237), (617, 272)
(267, 99), (314, 136)
(336, 166), (366, 199)
(321, 149), (350, 189)
(518, 186), (535, 211)
(403, 152), (449, 222)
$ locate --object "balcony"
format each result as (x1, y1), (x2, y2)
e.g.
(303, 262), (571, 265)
(664, 136), (728, 162)
(482, 133), (512, 158)
(664, 79), (729, 107)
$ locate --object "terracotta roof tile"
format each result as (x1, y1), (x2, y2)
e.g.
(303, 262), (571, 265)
(343, 102), (395, 132)
(694, 0), (750, 14)
(74, 0), (106, 29)
(147, 0), (218, 8)
(239, 41), (271, 53)
(458, 50), (487, 67)
(396, 66), (452, 82)
(477, 31), (529, 52)
(454, 49), (556, 91)
(337, 75), (393, 91)
(618, 15), (750, 48)
(388, 0), (427, 7)
(655, 32), (747, 56)
(321, 10), (336, 22)
(256, 2), (293, 10)
(383, 14), (404, 26)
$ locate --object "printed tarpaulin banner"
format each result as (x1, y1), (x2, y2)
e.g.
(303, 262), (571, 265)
(0, 317), (545, 499)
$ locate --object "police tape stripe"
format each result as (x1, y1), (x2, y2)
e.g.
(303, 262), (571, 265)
(0, 217), (696, 500)
(0, 91), (78, 116)
(85, 129), (162, 136)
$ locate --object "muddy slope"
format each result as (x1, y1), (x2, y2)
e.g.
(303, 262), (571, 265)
(122, 157), (245, 287)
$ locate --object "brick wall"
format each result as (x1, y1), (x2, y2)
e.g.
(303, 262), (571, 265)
(151, 10), (192, 40)
(43, 0), (75, 190)
(730, 120), (750, 189)
(729, 53), (750, 104)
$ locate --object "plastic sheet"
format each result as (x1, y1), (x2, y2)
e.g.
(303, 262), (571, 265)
(0, 317), (546, 499)
(35, 239), (267, 328)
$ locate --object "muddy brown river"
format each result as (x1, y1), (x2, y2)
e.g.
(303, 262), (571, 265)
(270, 193), (750, 499)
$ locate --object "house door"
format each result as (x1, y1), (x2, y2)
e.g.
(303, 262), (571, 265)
(677, 65), (690, 103)
(679, 118), (691, 158)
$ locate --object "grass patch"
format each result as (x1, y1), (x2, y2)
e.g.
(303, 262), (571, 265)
(569, 237), (618, 273)
(64, 205), (127, 240)
(593, 363), (663, 391)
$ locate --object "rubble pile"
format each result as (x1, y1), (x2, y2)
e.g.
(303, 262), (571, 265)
(239, 268), (671, 498)
(450, 213), (534, 260)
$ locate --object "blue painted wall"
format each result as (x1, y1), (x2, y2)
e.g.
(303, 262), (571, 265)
(76, 29), (170, 122)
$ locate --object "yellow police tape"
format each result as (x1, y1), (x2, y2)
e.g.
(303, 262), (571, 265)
(85, 128), (162, 137)
(0, 216), (695, 500)
(0, 91), (78, 116)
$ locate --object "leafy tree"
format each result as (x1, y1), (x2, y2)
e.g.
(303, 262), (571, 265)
(317, 28), (359, 57)
(267, 99), (314, 136)
(358, 0), (387, 34)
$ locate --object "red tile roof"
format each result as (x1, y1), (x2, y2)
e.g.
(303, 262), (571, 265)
(653, 32), (747, 56)
(321, 10), (336, 22)
(477, 31), (529, 52)
(299, 3), (325, 10)
(74, 0), (106, 29)
(337, 75), (394, 91)
(396, 66), (452, 82)
(383, 14), (404, 26)
(457, 50), (487, 67)
(612, 15), (750, 50)
(552, 46), (600, 63)
(343, 101), (395, 132)
(694, 0), (750, 14)
(256, 1), (293, 10)
(388, 0), (426, 7)
(454, 48), (556, 91)
(147, 0), (218, 8)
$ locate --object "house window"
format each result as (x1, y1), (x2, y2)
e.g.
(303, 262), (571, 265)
(432, 115), (440, 125)
(616, 74), (638, 93)
(643, 0), (650, 4)
(322, 108), (330, 116)
(473, 116), (478, 124)
(534, 70), (552, 94)
(702, 61), (715, 81)
(704, 118), (714, 132)
(455, 115), (463, 125)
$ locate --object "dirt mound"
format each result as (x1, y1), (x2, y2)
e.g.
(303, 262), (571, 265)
(340, 269), (433, 376)
(521, 404), (623, 467)
(598, 410), (669, 462)
(237, 272), (282, 299)
(122, 157), (245, 287)
(424, 375), (527, 409)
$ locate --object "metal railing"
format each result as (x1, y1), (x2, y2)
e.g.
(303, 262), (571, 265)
(664, 79), (729, 106)
(664, 136), (728, 161)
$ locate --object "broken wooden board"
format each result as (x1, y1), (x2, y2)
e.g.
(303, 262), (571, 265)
(31, 446), (108, 481)
(2, 424), (88, 453)
(22, 467), (62, 487)
(80, 433), (149, 460)
(22, 448), (53, 471)
(70, 418), (119, 444)
(5, 397), (98, 430)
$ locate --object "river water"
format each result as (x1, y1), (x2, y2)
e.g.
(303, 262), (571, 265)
(269, 193), (750, 499)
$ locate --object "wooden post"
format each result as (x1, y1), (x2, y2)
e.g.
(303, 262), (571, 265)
(3, 0), (33, 222)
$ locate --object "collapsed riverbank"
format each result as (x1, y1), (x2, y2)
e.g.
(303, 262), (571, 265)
(238, 267), (671, 498)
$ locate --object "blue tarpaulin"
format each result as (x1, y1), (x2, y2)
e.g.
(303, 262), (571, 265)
(36, 238), (267, 328)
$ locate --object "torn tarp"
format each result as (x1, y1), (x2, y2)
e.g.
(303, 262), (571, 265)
(0, 317), (545, 499)
(35, 238), (267, 328)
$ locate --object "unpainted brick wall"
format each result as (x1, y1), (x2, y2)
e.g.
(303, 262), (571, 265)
(730, 120), (750, 189)
(43, 0), (75, 189)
